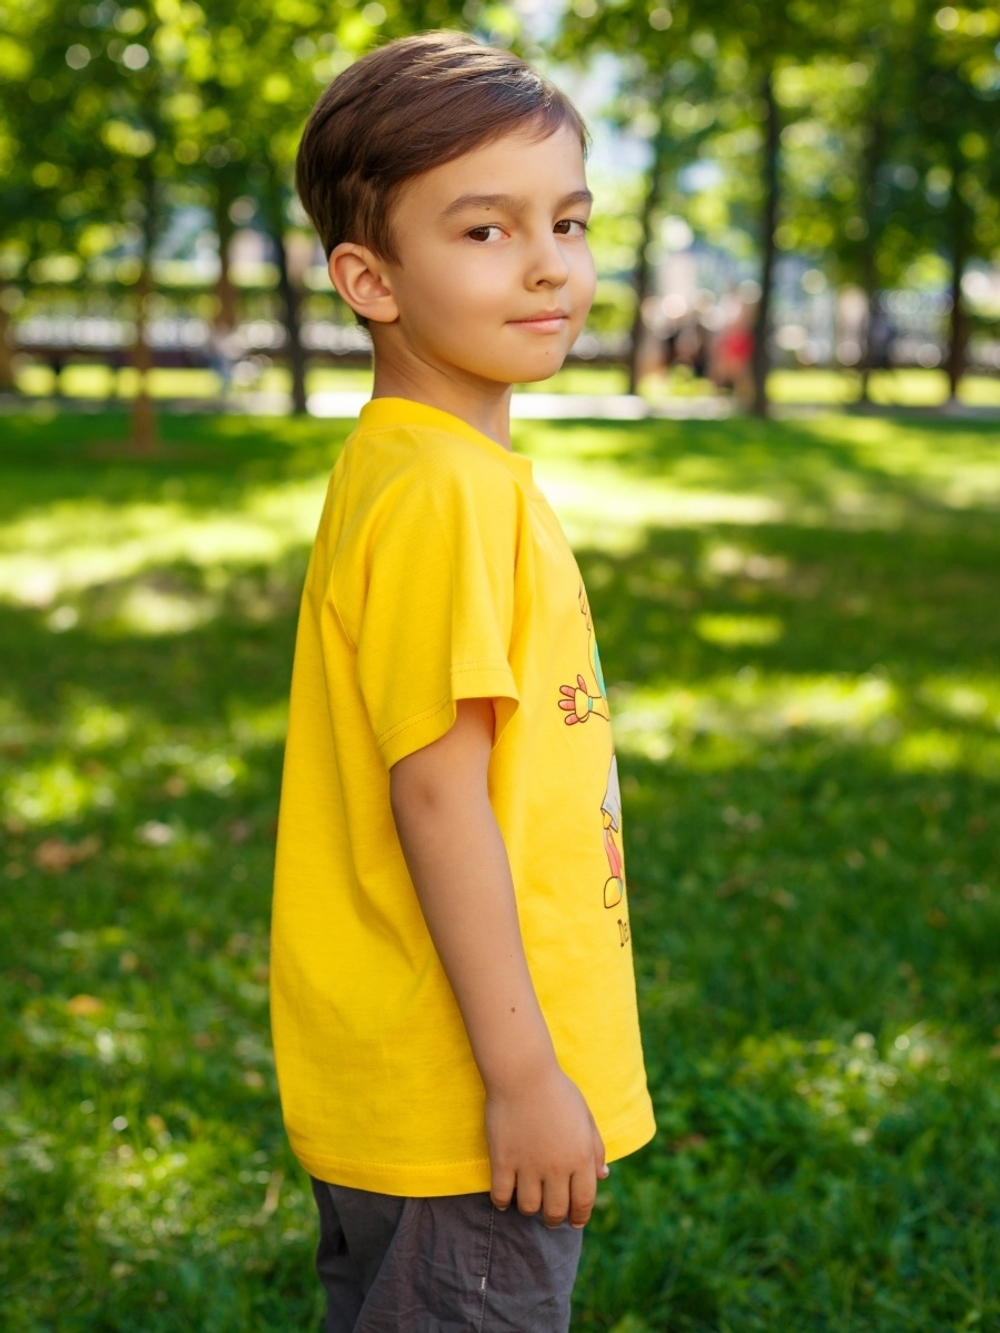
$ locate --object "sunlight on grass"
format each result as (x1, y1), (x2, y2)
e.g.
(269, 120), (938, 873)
(66, 695), (133, 748)
(1, 687), (268, 829)
(520, 413), (1000, 547)
(734, 1024), (957, 1143)
(14, 362), (1000, 410)
(611, 671), (901, 762)
(768, 369), (861, 404)
(533, 461), (785, 553)
(765, 369), (1000, 408)
(694, 613), (784, 647)
(867, 368), (950, 406)
(611, 667), (1000, 777)
(806, 415), (1000, 510)
(959, 375), (1000, 407)
(15, 364), (223, 400)
(920, 676), (999, 722)
(3, 759), (105, 825)
(891, 729), (1000, 775)
(0, 480), (327, 612)
(107, 583), (219, 636)
(2, 412), (998, 624)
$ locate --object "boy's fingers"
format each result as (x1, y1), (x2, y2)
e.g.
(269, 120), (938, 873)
(541, 1178), (570, 1229)
(593, 1126), (609, 1179)
(515, 1175), (542, 1217)
(490, 1164), (516, 1211)
(568, 1168), (597, 1229)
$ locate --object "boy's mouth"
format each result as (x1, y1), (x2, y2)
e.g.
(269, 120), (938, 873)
(508, 310), (569, 333)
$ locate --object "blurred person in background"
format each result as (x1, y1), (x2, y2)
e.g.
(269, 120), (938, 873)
(709, 290), (755, 407)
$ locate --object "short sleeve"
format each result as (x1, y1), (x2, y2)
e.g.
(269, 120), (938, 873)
(343, 458), (520, 769)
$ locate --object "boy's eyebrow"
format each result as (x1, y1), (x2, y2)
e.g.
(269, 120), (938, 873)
(441, 188), (594, 218)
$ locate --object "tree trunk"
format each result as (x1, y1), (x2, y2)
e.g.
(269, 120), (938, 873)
(627, 117), (669, 396)
(261, 171), (307, 415)
(859, 288), (877, 404)
(212, 189), (238, 404)
(946, 193), (967, 402)
(130, 167), (157, 453)
(752, 66), (780, 418)
(214, 192), (238, 333)
(131, 260), (156, 452)
(275, 234), (308, 415)
(857, 109), (885, 405)
(0, 282), (15, 392)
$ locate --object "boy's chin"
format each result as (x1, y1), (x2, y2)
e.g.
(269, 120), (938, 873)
(514, 369), (567, 386)
(489, 353), (571, 386)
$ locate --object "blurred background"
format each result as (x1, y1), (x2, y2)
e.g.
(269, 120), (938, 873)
(3, 0), (1000, 436)
(3, 4), (1000, 1331)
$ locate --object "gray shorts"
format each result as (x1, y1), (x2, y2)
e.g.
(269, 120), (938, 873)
(311, 1178), (584, 1333)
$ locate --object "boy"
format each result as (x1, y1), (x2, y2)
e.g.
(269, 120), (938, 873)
(271, 31), (654, 1332)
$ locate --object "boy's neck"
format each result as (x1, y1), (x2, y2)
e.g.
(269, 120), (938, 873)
(370, 354), (514, 451)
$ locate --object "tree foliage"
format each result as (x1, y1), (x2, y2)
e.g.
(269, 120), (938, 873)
(560, 0), (1000, 409)
(2, 0), (1000, 416)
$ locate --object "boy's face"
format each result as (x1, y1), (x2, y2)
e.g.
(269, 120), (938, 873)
(357, 122), (596, 386)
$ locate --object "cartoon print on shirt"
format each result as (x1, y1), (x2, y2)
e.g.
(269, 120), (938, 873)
(558, 584), (625, 910)
(601, 754), (625, 909)
(558, 586), (610, 725)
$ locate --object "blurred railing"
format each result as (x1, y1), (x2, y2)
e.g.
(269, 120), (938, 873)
(10, 320), (630, 375)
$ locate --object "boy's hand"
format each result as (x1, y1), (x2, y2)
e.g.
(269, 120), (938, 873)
(486, 1063), (608, 1229)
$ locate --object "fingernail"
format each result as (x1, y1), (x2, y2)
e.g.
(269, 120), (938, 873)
(600, 1166), (610, 1178)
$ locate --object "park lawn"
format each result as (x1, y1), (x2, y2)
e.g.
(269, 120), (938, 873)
(16, 358), (1000, 408)
(1, 407), (999, 1332)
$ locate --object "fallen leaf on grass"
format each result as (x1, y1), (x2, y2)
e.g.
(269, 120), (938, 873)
(260, 1169), (284, 1218)
(715, 872), (763, 898)
(33, 836), (102, 873)
(670, 1133), (708, 1152)
(9, 968), (43, 991)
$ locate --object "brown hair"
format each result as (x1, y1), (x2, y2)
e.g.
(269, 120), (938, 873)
(295, 31), (588, 264)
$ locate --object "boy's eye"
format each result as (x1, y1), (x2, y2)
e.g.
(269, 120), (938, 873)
(554, 218), (590, 237)
(466, 224), (505, 243)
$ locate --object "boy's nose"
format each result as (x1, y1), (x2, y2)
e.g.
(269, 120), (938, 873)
(524, 233), (570, 288)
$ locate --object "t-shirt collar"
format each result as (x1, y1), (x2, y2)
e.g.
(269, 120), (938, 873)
(357, 397), (534, 483)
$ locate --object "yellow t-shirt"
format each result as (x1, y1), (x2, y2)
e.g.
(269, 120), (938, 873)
(271, 397), (654, 1195)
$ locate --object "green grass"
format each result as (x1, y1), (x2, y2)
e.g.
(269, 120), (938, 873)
(14, 359), (1000, 407)
(2, 409), (999, 1331)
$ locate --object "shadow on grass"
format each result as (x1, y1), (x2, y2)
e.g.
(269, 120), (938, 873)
(4, 409), (1000, 531)
(0, 412), (352, 530)
(524, 414), (1000, 528)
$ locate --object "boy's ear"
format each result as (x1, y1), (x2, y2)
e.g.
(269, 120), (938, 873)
(328, 243), (399, 324)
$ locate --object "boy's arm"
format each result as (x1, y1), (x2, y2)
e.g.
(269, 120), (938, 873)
(389, 697), (607, 1229)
